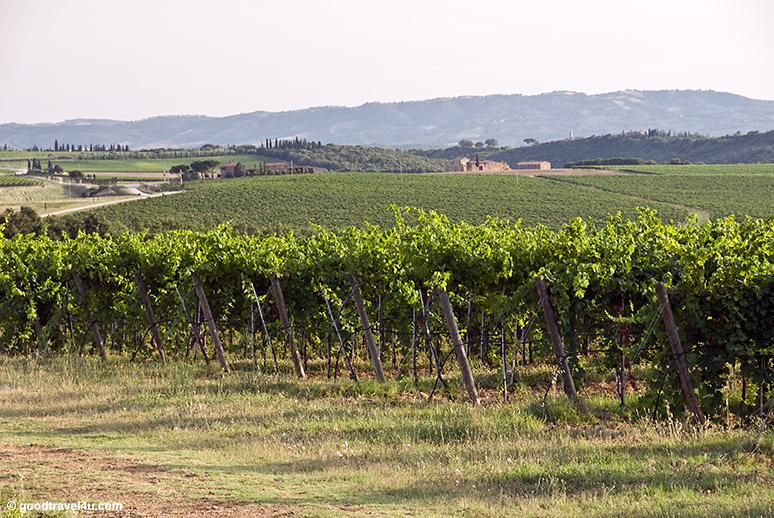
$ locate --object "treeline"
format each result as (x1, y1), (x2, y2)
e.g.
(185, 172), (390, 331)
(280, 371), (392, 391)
(52, 141), (129, 153)
(29, 141), (131, 153)
(413, 130), (774, 166)
(255, 140), (446, 173)
(20, 145), (247, 162)
(261, 137), (323, 151)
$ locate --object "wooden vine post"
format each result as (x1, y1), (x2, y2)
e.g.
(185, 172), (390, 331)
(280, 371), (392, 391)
(654, 282), (705, 424)
(32, 318), (44, 347)
(270, 274), (306, 379)
(191, 271), (230, 372)
(174, 286), (209, 364)
(534, 275), (577, 397)
(439, 290), (480, 405)
(135, 271), (165, 362)
(72, 270), (106, 359)
(347, 273), (386, 382)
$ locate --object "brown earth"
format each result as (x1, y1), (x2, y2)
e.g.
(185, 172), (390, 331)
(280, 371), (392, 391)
(0, 444), (299, 517)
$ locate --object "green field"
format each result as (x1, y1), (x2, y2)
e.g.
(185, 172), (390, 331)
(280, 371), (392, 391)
(92, 172), (690, 233)
(1, 356), (772, 518)
(0, 153), (277, 173)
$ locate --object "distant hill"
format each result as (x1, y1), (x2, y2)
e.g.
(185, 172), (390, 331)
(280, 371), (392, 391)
(2, 90), (774, 150)
(417, 130), (774, 167)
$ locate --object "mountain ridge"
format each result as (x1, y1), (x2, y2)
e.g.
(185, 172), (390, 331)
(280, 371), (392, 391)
(2, 90), (774, 150)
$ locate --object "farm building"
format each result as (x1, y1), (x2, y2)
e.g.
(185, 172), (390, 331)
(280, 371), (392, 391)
(445, 156), (510, 172)
(220, 161), (238, 176)
(515, 161), (551, 170)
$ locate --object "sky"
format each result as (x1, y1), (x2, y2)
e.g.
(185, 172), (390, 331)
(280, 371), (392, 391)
(1, 0), (773, 124)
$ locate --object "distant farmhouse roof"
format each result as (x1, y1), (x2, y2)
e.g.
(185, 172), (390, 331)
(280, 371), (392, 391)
(445, 156), (510, 172)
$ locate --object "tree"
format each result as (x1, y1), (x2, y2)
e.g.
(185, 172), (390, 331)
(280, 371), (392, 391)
(169, 164), (191, 176)
(524, 138), (538, 145)
(69, 170), (84, 180)
(46, 212), (113, 240)
(190, 159), (220, 179)
(474, 141), (484, 148)
(458, 139), (474, 148)
(485, 138), (499, 148)
(2, 206), (42, 238)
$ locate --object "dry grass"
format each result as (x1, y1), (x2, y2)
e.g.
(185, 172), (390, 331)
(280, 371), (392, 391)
(0, 356), (772, 517)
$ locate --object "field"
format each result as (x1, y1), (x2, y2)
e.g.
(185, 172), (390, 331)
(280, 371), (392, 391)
(92, 172), (690, 233)
(0, 175), (152, 216)
(0, 181), (109, 214)
(0, 153), (279, 173)
(1, 357), (772, 518)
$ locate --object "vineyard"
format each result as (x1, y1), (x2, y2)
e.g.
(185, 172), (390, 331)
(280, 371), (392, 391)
(1, 209), (771, 420)
(0, 176), (40, 187)
(92, 172), (689, 233)
(548, 175), (773, 221)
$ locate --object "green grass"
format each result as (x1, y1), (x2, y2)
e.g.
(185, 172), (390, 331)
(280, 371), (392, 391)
(91, 172), (689, 233)
(0, 356), (772, 517)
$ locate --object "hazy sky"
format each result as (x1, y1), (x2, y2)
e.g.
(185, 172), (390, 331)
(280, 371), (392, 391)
(1, 0), (772, 123)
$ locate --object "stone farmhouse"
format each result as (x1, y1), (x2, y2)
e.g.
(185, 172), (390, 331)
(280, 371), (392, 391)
(515, 161), (551, 170)
(220, 161), (238, 176)
(445, 156), (510, 172)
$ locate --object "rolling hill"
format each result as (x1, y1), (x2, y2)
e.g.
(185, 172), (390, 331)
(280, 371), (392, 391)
(2, 90), (773, 150)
